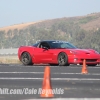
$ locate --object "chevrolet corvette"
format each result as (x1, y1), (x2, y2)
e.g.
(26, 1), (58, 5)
(18, 40), (100, 66)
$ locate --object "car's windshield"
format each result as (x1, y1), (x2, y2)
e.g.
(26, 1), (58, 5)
(49, 41), (77, 49)
(33, 42), (39, 47)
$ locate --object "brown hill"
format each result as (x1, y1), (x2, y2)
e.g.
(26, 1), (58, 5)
(0, 12), (100, 32)
(0, 21), (43, 32)
(80, 13), (100, 31)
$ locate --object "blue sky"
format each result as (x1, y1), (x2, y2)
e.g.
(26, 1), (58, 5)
(0, 0), (100, 27)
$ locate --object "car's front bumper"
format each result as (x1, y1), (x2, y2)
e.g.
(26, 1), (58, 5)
(68, 55), (100, 65)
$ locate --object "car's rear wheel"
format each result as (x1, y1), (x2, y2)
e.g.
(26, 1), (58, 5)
(21, 52), (33, 65)
(58, 52), (69, 66)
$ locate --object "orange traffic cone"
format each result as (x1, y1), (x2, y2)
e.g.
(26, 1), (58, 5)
(81, 59), (88, 74)
(40, 66), (54, 98)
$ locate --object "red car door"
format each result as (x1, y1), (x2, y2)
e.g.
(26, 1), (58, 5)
(33, 47), (54, 63)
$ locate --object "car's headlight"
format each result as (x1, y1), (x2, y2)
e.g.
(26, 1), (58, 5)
(70, 50), (78, 54)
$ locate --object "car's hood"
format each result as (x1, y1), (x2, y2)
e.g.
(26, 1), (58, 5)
(69, 49), (96, 54)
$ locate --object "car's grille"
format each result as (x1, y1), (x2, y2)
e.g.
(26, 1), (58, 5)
(81, 59), (97, 62)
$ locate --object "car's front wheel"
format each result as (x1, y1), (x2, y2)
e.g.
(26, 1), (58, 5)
(21, 52), (33, 65)
(58, 52), (69, 66)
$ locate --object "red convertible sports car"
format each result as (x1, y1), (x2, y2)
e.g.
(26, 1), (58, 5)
(18, 40), (100, 66)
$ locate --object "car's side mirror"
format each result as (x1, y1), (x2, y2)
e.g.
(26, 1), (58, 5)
(43, 47), (48, 50)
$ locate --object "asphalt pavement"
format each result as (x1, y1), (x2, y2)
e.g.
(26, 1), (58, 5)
(0, 64), (100, 100)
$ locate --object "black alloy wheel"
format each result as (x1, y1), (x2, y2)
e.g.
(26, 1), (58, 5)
(21, 52), (33, 65)
(58, 52), (68, 66)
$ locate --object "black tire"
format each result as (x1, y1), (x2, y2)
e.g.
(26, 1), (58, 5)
(87, 64), (97, 66)
(21, 52), (33, 65)
(58, 52), (69, 66)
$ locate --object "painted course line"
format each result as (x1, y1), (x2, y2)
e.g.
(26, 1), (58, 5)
(54, 73), (100, 75)
(0, 72), (100, 75)
(0, 72), (44, 74)
(23, 98), (100, 100)
(0, 77), (100, 80)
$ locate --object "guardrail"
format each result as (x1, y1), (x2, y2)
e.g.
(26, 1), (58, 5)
(0, 48), (18, 55)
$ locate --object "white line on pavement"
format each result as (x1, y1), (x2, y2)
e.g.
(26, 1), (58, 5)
(0, 72), (44, 74)
(0, 77), (100, 80)
(23, 98), (100, 100)
(0, 72), (100, 75)
(54, 73), (100, 75)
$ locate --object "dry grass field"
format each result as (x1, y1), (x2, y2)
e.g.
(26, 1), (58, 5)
(0, 55), (21, 64)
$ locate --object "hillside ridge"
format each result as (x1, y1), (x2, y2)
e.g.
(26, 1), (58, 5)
(0, 12), (100, 32)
